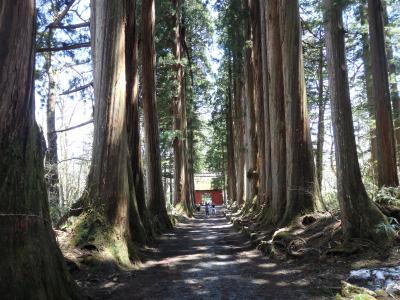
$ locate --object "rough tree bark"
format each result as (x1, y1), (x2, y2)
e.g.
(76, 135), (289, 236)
(0, 1), (79, 298)
(279, 0), (320, 224)
(315, 45), (327, 188)
(251, 0), (265, 206)
(243, 0), (258, 206)
(234, 74), (245, 207)
(227, 58), (237, 204)
(142, 0), (173, 230)
(45, 29), (61, 212)
(126, 0), (154, 239)
(73, 0), (148, 266)
(359, 1), (378, 182)
(172, 0), (192, 215)
(324, 0), (391, 242)
(260, 0), (272, 206)
(383, 5), (400, 164)
(367, 0), (398, 187)
(266, 0), (286, 224)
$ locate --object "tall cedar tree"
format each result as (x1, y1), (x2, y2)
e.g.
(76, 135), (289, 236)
(172, 0), (193, 215)
(126, 0), (154, 239)
(266, 0), (286, 224)
(324, 0), (391, 242)
(226, 58), (237, 205)
(279, 0), (320, 224)
(251, 0), (266, 206)
(73, 0), (148, 266)
(260, 0), (272, 208)
(383, 6), (400, 157)
(142, 0), (173, 230)
(367, 0), (398, 187)
(0, 1), (79, 298)
(243, 0), (258, 207)
(44, 27), (60, 211)
(359, 0), (378, 181)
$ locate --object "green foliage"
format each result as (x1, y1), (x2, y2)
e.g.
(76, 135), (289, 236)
(375, 186), (400, 206)
(155, 0), (213, 176)
(336, 281), (377, 300)
(374, 221), (397, 241)
(36, 0), (92, 106)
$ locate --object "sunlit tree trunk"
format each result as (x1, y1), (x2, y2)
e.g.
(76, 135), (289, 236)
(279, 0), (319, 224)
(359, 1), (378, 183)
(45, 31), (61, 213)
(251, 0), (265, 206)
(315, 45), (327, 188)
(367, 0), (398, 187)
(171, 0), (192, 215)
(227, 59), (237, 204)
(324, 0), (390, 242)
(142, 0), (173, 230)
(243, 0), (258, 206)
(383, 5), (400, 165)
(234, 74), (245, 206)
(260, 0), (272, 206)
(266, 0), (286, 224)
(181, 75), (194, 211)
(74, 0), (148, 264)
(0, 1), (79, 298)
(126, 0), (154, 239)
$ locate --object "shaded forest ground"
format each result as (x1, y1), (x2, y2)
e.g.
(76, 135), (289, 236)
(54, 208), (398, 299)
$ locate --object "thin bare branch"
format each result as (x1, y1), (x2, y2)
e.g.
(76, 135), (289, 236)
(36, 42), (90, 53)
(51, 120), (93, 134)
(49, 22), (90, 30)
(59, 82), (93, 95)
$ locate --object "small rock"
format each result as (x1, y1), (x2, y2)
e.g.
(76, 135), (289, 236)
(385, 283), (400, 298)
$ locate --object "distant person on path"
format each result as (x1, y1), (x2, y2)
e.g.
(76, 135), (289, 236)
(205, 202), (210, 217)
(211, 204), (216, 215)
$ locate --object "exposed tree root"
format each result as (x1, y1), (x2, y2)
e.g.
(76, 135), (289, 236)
(227, 208), (391, 260)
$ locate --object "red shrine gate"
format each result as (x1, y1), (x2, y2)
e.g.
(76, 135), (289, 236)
(194, 173), (224, 205)
(195, 190), (223, 205)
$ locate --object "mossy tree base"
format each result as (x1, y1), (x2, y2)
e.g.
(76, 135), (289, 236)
(71, 212), (137, 268)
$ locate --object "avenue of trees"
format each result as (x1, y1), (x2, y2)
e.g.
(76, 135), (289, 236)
(214, 0), (400, 242)
(1, 0), (400, 298)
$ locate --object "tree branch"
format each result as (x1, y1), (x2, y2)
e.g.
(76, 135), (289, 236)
(59, 82), (93, 95)
(58, 157), (90, 164)
(51, 120), (93, 134)
(47, 0), (77, 28)
(36, 42), (90, 53)
(49, 22), (90, 30)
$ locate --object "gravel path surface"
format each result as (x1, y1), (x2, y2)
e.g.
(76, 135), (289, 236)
(96, 209), (327, 300)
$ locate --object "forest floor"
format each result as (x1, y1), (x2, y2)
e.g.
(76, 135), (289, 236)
(63, 208), (371, 299)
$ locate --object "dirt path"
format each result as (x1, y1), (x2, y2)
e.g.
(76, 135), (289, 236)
(81, 210), (338, 299)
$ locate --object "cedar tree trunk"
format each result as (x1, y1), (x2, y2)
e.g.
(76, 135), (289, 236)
(279, 0), (319, 224)
(266, 0), (286, 224)
(142, 0), (173, 230)
(0, 1), (79, 298)
(367, 0), (398, 187)
(324, 0), (391, 242)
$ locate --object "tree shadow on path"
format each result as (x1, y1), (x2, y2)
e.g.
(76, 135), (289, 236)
(87, 209), (337, 299)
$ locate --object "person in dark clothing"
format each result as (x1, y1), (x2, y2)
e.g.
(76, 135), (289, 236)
(211, 204), (216, 215)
